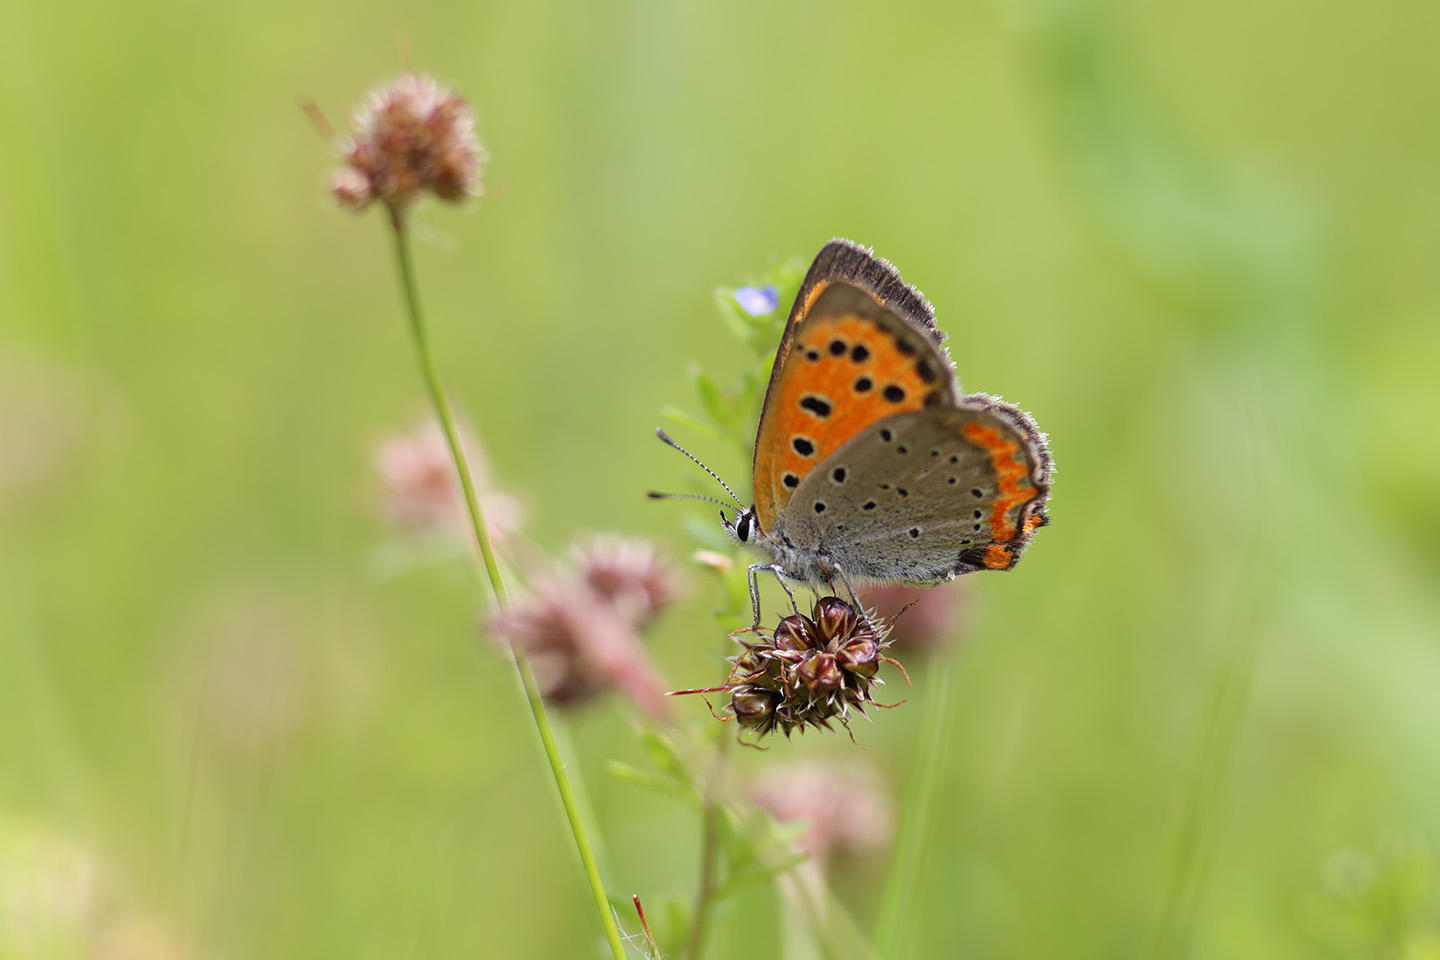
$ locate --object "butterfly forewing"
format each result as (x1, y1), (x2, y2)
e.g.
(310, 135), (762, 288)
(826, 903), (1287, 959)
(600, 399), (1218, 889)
(757, 240), (941, 422)
(784, 399), (1051, 582)
(752, 284), (959, 529)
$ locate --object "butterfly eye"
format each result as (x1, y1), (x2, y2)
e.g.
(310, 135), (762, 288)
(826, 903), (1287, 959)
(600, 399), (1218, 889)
(735, 510), (755, 543)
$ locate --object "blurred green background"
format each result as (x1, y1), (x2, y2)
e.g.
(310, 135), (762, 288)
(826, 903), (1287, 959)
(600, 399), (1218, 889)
(3, 0), (1440, 956)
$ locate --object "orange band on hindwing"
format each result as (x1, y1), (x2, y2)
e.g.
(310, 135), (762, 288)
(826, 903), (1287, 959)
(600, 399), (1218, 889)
(960, 420), (1037, 541)
(983, 543), (1013, 570)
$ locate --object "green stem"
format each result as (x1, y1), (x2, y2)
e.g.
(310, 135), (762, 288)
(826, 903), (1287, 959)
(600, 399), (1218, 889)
(874, 655), (955, 960)
(387, 208), (628, 960)
(388, 207), (508, 606)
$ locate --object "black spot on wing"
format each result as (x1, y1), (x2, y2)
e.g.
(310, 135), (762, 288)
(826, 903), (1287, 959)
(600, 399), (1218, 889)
(799, 395), (832, 418)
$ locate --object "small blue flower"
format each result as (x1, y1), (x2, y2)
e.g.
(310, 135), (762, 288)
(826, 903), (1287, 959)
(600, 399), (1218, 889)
(733, 285), (779, 317)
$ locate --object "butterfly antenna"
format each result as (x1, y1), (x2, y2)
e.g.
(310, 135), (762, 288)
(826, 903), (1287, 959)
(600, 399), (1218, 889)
(651, 428), (747, 509)
(646, 490), (731, 507)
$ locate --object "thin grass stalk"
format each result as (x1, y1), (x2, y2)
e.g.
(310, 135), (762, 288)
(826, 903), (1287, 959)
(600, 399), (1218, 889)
(387, 209), (628, 960)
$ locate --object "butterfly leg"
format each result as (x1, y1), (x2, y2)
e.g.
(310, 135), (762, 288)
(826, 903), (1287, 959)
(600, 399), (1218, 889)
(747, 563), (801, 630)
(828, 563), (879, 633)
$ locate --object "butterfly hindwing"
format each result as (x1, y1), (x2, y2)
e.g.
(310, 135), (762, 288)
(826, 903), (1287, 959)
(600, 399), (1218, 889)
(752, 283), (960, 529)
(782, 397), (1051, 582)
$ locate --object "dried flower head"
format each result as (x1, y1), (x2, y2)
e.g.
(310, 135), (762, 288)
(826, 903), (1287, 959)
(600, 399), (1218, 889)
(330, 73), (486, 213)
(373, 418), (522, 544)
(861, 581), (968, 655)
(751, 762), (894, 865)
(712, 597), (905, 738)
(488, 539), (678, 719)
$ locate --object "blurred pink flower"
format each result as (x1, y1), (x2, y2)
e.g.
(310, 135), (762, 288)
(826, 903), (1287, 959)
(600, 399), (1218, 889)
(861, 580), (968, 654)
(751, 762), (894, 866)
(373, 418), (521, 544)
(329, 167), (372, 210)
(577, 536), (677, 624)
(489, 538), (678, 719)
(330, 72), (486, 213)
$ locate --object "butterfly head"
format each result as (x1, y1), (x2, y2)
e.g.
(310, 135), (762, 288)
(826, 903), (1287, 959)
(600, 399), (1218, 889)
(724, 505), (760, 545)
(650, 428), (764, 544)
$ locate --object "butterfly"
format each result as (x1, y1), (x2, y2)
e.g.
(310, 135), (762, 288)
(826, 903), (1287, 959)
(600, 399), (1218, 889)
(660, 239), (1052, 627)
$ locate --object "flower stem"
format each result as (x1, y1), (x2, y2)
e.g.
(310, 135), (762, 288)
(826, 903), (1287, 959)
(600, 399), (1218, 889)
(387, 209), (628, 960)
(388, 208), (509, 606)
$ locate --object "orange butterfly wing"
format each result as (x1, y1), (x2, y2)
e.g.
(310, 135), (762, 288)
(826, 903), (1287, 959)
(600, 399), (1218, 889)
(752, 248), (960, 529)
(755, 241), (941, 435)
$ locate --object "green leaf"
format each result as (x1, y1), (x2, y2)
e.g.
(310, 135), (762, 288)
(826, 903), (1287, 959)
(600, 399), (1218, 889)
(640, 730), (699, 803)
(659, 405), (723, 441)
(691, 368), (730, 426)
(715, 851), (811, 900)
(606, 761), (694, 804)
(708, 802), (817, 900)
